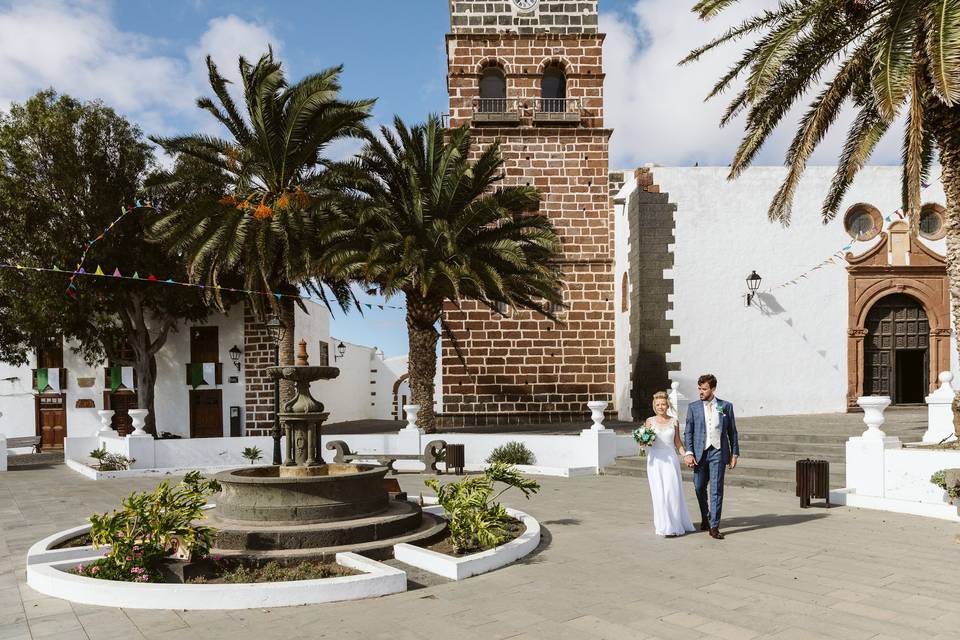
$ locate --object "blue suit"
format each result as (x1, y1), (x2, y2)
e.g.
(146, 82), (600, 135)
(684, 398), (739, 529)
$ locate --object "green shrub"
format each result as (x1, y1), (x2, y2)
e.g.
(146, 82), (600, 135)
(425, 462), (540, 554)
(241, 446), (263, 465)
(485, 441), (536, 466)
(81, 472), (221, 583)
(930, 469), (960, 499)
(88, 445), (135, 471)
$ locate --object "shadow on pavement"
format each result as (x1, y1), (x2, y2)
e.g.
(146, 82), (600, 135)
(720, 512), (828, 536)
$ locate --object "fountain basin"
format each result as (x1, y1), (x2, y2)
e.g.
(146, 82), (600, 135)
(214, 464), (390, 525)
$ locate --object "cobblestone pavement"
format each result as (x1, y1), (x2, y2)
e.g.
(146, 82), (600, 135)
(2, 463), (958, 640)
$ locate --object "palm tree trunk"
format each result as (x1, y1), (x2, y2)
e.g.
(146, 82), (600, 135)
(931, 104), (960, 437)
(279, 296), (296, 408)
(406, 294), (441, 432)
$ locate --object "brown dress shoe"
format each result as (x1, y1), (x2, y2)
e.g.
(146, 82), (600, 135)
(700, 519), (710, 531)
(709, 527), (724, 540)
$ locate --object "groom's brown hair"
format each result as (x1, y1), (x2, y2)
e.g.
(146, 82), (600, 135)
(698, 374), (717, 389)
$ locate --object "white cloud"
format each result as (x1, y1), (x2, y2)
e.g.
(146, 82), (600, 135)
(0, 1), (280, 137)
(601, 1), (904, 169)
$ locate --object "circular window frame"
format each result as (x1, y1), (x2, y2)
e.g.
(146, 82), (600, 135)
(843, 204), (882, 242)
(919, 203), (947, 240)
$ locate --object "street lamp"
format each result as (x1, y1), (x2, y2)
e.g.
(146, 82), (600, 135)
(265, 314), (286, 465)
(745, 271), (762, 306)
(228, 345), (242, 371)
(334, 341), (347, 361)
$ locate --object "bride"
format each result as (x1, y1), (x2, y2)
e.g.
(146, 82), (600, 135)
(643, 391), (695, 537)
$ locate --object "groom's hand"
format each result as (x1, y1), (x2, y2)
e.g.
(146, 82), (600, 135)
(729, 455), (738, 470)
(684, 454), (695, 468)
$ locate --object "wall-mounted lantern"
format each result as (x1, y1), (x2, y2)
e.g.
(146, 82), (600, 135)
(228, 345), (242, 371)
(746, 271), (762, 306)
(334, 341), (347, 361)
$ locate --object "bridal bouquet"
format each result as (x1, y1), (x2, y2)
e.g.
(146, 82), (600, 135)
(632, 425), (657, 455)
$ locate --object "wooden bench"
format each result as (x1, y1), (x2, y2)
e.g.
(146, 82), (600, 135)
(5, 436), (42, 454)
(325, 440), (446, 475)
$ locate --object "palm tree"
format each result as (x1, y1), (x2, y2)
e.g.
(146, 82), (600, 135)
(335, 116), (564, 431)
(148, 50), (374, 381)
(684, 0), (960, 431)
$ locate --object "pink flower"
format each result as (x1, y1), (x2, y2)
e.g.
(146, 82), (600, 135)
(90, 567), (98, 575)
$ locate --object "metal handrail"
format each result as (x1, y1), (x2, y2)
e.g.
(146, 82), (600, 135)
(472, 97), (520, 114)
(534, 98), (580, 114)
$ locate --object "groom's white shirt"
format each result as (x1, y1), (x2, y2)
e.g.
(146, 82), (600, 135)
(704, 398), (721, 450)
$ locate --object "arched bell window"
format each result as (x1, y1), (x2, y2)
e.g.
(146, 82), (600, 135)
(541, 64), (567, 113)
(478, 67), (506, 114)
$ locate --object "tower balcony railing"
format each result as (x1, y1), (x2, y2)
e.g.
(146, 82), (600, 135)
(532, 98), (582, 124)
(472, 97), (521, 124)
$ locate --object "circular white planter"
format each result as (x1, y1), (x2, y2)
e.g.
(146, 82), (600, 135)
(393, 498), (541, 580)
(26, 524), (406, 610)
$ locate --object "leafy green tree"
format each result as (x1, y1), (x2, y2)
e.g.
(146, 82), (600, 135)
(0, 90), (217, 434)
(685, 0), (960, 432)
(337, 116), (564, 431)
(148, 50), (374, 386)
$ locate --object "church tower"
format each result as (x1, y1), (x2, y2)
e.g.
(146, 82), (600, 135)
(440, 0), (615, 426)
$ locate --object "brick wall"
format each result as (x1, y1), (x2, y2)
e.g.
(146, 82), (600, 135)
(449, 1), (599, 35)
(243, 303), (277, 436)
(440, 1), (614, 426)
(628, 168), (679, 420)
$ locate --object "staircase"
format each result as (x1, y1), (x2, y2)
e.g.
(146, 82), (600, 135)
(604, 408), (928, 493)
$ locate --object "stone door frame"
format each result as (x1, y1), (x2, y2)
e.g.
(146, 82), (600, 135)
(846, 231), (950, 410)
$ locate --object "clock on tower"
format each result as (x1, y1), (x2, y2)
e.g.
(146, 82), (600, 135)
(512, 0), (539, 11)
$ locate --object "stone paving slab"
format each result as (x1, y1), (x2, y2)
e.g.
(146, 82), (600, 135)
(2, 464), (959, 639)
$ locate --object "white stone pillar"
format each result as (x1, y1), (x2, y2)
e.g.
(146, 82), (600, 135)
(97, 410), (115, 438)
(668, 381), (686, 425)
(845, 396), (901, 498)
(398, 404), (423, 460)
(923, 372), (956, 444)
(586, 401), (608, 431)
(0, 434), (7, 473)
(128, 409), (150, 438)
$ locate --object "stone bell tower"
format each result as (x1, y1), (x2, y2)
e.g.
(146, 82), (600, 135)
(440, 0), (615, 426)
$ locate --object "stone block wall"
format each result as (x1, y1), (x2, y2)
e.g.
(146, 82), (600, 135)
(628, 168), (679, 420)
(449, 1), (599, 35)
(243, 304), (276, 436)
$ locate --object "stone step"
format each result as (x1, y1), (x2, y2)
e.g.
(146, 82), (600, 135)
(605, 457), (845, 493)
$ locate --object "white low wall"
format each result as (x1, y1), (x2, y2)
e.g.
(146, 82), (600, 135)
(833, 435), (960, 522)
(0, 434), (6, 472)
(63, 427), (621, 479)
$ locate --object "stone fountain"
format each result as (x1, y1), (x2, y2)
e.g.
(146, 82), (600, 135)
(206, 340), (445, 561)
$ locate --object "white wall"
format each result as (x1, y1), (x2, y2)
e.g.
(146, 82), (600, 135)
(0, 359), (37, 441)
(621, 165), (951, 417)
(613, 174), (636, 420)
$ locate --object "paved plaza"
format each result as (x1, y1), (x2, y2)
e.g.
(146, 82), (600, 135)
(2, 463), (959, 640)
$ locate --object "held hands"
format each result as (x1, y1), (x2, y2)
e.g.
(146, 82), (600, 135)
(684, 454), (696, 468)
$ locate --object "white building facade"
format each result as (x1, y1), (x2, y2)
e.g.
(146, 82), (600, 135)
(614, 165), (955, 420)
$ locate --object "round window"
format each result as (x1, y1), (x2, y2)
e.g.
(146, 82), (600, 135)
(919, 204), (946, 240)
(843, 205), (881, 241)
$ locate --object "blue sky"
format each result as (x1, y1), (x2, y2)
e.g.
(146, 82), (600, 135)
(0, 0), (907, 357)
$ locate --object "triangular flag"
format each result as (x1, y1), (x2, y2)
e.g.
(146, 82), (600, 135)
(112, 268), (122, 277)
(121, 367), (134, 390)
(109, 366), (121, 392)
(35, 368), (49, 392)
(94, 266), (104, 276)
(202, 362), (216, 387)
(147, 275), (157, 281)
(165, 278), (174, 283)
(52, 266), (60, 271)
(132, 272), (140, 279)
(190, 363), (204, 389)
(274, 293), (283, 300)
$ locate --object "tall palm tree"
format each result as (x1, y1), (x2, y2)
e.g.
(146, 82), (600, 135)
(684, 0), (960, 431)
(334, 116), (564, 431)
(148, 50), (374, 380)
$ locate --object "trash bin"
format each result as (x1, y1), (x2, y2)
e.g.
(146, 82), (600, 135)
(445, 443), (465, 476)
(796, 459), (830, 508)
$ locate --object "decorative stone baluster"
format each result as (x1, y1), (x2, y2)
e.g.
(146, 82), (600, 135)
(97, 410), (115, 437)
(924, 372), (956, 444)
(403, 405), (421, 431)
(856, 396), (891, 439)
(587, 401), (608, 431)
(128, 409), (150, 437)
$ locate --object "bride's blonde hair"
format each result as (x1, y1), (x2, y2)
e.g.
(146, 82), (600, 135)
(651, 390), (675, 416)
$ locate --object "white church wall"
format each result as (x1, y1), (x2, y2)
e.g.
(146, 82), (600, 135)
(637, 165), (950, 417)
(614, 175), (637, 421)
(0, 359), (37, 442)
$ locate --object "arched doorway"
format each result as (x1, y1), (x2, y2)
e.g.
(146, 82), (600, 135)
(863, 294), (929, 404)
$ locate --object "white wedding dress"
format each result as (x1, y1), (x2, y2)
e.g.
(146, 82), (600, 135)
(645, 418), (695, 537)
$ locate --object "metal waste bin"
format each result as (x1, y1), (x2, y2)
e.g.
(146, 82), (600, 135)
(445, 443), (465, 475)
(796, 459), (830, 508)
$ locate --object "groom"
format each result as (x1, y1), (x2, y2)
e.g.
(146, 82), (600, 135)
(683, 374), (740, 540)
